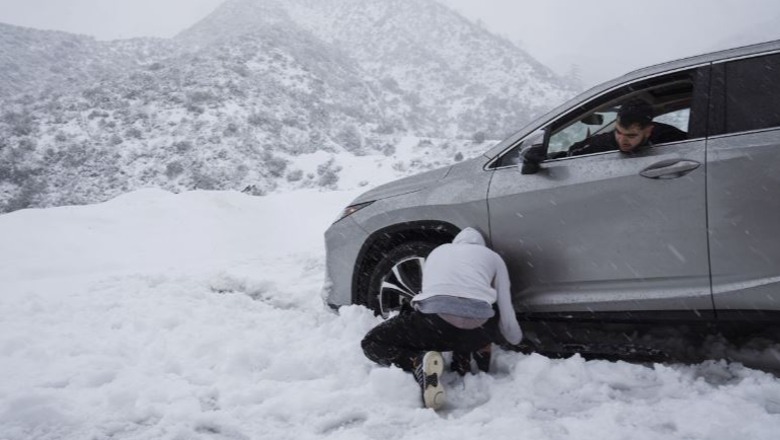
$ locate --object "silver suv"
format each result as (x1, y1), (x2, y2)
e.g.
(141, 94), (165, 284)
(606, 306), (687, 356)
(323, 40), (780, 361)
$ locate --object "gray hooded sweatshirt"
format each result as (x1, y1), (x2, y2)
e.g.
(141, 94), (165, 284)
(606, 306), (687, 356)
(411, 227), (523, 345)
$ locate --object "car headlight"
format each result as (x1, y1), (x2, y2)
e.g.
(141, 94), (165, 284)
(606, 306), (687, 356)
(333, 201), (374, 223)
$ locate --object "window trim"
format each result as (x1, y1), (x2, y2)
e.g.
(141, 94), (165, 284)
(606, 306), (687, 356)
(710, 48), (780, 66)
(705, 125), (780, 142)
(486, 64), (711, 170)
(708, 51), (780, 137)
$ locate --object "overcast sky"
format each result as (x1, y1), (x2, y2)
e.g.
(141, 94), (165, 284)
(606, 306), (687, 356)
(439, 0), (780, 85)
(1, 0), (779, 87)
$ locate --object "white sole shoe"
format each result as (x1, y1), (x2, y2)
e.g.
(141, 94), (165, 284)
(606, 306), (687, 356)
(419, 351), (445, 410)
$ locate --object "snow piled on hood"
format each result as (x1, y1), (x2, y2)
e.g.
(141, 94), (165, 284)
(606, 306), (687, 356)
(2, 189), (780, 440)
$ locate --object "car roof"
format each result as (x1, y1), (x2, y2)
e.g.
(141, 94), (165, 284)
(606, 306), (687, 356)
(624, 38), (780, 81)
(484, 39), (780, 159)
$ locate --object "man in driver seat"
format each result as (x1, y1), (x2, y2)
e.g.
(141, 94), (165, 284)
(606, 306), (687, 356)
(568, 98), (687, 156)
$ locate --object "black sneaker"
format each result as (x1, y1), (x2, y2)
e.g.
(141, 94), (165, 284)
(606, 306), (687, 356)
(412, 351), (445, 409)
(474, 345), (491, 373)
(451, 351), (471, 376)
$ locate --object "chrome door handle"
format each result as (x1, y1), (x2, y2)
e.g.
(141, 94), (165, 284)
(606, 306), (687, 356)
(640, 159), (701, 179)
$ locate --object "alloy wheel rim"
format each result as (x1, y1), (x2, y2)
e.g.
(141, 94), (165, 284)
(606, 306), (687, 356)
(378, 256), (425, 318)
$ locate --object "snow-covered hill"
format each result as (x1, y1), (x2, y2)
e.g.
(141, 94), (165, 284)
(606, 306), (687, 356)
(181, 0), (571, 137)
(0, 23), (176, 99)
(2, 187), (780, 440)
(0, 0), (577, 214)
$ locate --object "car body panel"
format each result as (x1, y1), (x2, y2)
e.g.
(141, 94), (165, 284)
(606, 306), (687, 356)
(487, 140), (712, 315)
(351, 159), (492, 235)
(323, 215), (369, 307)
(707, 128), (780, 312)
(350, 166), (452, 205)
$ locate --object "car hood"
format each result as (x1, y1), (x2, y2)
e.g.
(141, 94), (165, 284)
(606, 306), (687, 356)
(351, 165), (453, 204)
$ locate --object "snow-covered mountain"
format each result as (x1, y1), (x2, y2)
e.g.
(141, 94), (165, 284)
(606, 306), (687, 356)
(0, 0), (576, 213)
(0, 23), (177, 99)
(180, 0), (569, 137)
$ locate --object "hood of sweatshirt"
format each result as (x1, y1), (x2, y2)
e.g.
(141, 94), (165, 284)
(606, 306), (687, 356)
(452, 227), (485, 246)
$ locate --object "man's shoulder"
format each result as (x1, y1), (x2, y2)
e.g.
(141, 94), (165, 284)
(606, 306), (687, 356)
(651, 122), (687, 144)
(568, 132), (616, 156)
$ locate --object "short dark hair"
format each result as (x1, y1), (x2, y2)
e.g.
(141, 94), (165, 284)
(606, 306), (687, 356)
(617, 99), (653, 128)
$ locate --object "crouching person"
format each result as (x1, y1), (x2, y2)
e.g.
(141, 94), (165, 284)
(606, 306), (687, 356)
(361, 227), (523, 410)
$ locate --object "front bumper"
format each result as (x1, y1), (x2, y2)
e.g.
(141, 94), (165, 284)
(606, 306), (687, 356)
(321, 215), (369, 309)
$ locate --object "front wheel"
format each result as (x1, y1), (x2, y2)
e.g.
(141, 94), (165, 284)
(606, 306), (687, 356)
(365, 241), (438, 318)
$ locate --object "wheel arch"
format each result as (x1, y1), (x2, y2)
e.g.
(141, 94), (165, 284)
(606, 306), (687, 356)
(351, 220), (460, 305)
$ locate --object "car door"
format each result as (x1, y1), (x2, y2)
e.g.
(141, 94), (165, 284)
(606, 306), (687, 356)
(706, 52), (780, 317)
(486, 69), (714, 319)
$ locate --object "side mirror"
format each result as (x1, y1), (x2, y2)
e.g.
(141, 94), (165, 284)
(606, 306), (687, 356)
(520, 143), (546, 175)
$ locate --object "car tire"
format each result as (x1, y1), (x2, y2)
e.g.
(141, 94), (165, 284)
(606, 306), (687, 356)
(365, 241), (438, 318)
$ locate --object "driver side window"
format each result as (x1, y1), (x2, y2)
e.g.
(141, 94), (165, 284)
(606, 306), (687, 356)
(547, 109), (617, 156)
(490, 68), (704, 170)
(545, 73), (695, 158)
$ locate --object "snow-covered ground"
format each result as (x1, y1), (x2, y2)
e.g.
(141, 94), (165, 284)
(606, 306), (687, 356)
(3, 186), (780, 440)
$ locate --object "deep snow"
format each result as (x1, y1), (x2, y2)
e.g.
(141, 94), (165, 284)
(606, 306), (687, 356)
(3, 187), (780, 440)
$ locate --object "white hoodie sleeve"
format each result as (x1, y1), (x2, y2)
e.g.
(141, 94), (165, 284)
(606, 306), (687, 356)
(493, 254), (523, 345)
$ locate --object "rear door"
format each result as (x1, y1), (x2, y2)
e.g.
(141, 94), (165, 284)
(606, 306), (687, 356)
(487, 68), (714, 319)
(706, 52), (780, 316)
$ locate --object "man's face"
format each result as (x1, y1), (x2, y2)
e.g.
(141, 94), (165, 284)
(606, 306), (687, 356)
(614, 122), (653, 152)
